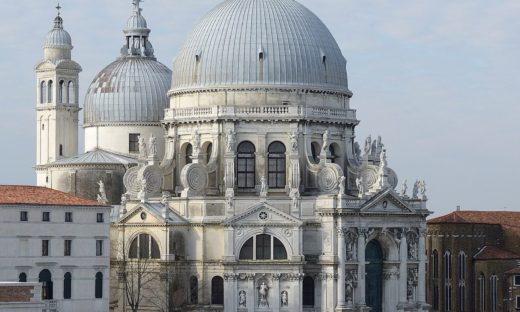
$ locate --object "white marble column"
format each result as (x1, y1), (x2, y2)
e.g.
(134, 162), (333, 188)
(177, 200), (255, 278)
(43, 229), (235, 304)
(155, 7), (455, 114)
(224, 274), (236, 311)
(247, 274), (255, 311)
(417, 229), (426, 303)
(321, 273), (328, 311)
(356, 229), (367, 306)
(399, 232), (408, 304)
(223, 227), (235, 262)
(337, 228), (347, 308)
(272, 274), (281, 312)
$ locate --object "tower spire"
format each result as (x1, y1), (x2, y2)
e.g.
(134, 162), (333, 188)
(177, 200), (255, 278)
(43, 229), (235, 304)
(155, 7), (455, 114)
(56, 2), (62, 16)
(53, 3), (64, 29)
(132, 0), (143, 14)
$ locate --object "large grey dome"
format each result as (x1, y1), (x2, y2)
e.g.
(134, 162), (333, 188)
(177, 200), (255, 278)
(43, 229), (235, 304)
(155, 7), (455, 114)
(171, 0), (350, 94)
(84, 57), (172, 125)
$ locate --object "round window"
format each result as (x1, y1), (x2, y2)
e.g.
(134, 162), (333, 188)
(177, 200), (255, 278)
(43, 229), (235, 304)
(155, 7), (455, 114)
(140, 212), (147, 220)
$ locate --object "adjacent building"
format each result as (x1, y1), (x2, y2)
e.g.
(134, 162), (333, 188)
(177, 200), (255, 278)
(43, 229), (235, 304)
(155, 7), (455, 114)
(0, 186), (111, 312)
(426, 210), (520, 312)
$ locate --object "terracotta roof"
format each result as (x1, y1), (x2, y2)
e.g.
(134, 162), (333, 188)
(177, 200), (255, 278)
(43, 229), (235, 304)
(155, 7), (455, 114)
(428, 211), (520, 228)
(0, 185), (109, 207)
(505, 267), (520, 274)
(474, 245), (520, 260)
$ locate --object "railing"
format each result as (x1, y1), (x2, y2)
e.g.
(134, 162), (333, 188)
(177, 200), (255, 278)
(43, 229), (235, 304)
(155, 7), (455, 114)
(164, 105), (357, 122)
(44, 299), (58, 312)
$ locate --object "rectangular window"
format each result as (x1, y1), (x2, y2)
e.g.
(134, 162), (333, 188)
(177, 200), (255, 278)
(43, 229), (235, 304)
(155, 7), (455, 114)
(42, 240), (49, 256)
(96, 213), (104, 223)
(516, 296), (520, 309)
(65, 212), (73, 223)
(64, 240), (72, 256)
(129, 133), (140, 153)
(96, 240), (103, 256)
(42, 211), (50, 222)
(20, 211), (28, 221)
(514, 275), (520, 286)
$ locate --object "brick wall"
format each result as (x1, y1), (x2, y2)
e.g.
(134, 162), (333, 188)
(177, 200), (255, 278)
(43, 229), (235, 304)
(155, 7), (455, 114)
(0, 285), (34, 302)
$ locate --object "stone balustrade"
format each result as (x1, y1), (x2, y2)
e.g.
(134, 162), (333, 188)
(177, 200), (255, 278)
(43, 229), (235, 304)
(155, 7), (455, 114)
(164, 105), (357, 123)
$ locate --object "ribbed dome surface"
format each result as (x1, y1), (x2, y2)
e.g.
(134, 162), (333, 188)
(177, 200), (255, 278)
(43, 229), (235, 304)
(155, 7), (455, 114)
(84, 57), (172, 125)
(44, 17), (72, 48)
(127, 14), (147, 29)
(171, 0), (349, 93)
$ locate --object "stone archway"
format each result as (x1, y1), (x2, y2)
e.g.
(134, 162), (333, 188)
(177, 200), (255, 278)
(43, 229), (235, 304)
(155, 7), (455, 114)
(365, 240), (383, 312)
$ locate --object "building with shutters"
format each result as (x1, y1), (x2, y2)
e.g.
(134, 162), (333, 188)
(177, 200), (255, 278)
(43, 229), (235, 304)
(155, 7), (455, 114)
(426, 210), (520, 312)
(0, 186), (110, 312)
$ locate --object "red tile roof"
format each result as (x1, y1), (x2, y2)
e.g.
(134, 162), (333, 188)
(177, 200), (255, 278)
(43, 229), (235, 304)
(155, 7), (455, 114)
(0, 185), (109, 207)
(474, 245), (520, 260)
(505, 267), (520, 274)
(428, 211), (520, 228)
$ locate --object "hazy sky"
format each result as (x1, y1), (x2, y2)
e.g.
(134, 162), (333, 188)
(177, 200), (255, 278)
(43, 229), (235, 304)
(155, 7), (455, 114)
(1, 0), (519, 216)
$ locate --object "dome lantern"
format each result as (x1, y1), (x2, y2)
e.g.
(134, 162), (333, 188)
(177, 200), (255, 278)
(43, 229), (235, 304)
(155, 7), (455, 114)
(121, 0), (155, 58)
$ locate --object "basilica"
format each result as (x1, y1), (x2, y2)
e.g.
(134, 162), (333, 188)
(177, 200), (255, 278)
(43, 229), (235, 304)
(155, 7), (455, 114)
(34, 0), (431, 311)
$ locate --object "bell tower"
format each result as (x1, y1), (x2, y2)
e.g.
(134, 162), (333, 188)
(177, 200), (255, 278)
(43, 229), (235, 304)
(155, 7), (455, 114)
(35, 5), (82, 186)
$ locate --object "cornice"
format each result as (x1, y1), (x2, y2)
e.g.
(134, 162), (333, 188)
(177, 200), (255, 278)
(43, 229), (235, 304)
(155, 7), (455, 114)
(168, 85), (353, 97)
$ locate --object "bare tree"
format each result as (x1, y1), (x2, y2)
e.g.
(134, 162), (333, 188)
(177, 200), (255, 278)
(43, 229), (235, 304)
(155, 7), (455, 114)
(113, 239), (162, 312)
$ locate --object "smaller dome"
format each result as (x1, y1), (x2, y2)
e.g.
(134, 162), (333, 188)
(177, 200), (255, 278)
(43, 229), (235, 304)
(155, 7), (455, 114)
(44, 16), (72, 48)
(127, 14), (147, 29)
(84, 57), (172, 125)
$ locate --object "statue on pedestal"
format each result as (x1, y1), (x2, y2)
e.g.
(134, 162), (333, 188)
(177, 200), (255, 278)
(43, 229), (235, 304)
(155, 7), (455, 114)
(258, 282), (269, 307)
(238, 290), (246, 307)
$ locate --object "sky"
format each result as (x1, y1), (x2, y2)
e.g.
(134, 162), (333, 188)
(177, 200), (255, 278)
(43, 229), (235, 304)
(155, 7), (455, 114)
(0, 0), (519, 216)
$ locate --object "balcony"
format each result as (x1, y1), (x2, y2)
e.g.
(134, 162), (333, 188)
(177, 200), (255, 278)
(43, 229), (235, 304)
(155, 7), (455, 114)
(164, 105), (357, 124)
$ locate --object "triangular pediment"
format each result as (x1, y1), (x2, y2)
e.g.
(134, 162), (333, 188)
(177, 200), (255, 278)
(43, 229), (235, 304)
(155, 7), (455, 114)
(119, 202), (188, 225)
(224, 202), (303, 227)
(361, 188), (414, 213)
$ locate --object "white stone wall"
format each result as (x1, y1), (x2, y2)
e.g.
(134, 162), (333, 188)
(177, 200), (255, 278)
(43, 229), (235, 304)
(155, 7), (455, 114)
(0, 204), (111, 312)
(84, 125), (165, 157)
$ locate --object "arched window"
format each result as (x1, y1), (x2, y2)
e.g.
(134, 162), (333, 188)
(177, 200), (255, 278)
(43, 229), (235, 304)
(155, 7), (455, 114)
(206, 143), (213, 164)
(59, 144), (63, 156)
(479, 273), (486, 312)
(432, 250), (439, 310)
(40, 81), (47, 104)
(48, 80), (53, 102)
(185, 144), (193, 164)
(63, 272), (72, 299)
(18, 272), (27, 283)
(58, 80), (65, 103)
(303, 276), (315, 306)
(239, 237), (253, 259)
(328, 144), (337, 163)
(444, 250), (452, 311)
(256, 234), (271, 260)
(211, 276), (224, 305)
(169, 231), (185, 260)
(95, 272), (103, 299)
(491, 274), (497, 312)
(311, 142), (320, 163)
(236, 142), (256, 189)
(268, 141), (286, 188)
(39, 269), (53, 300)
(458, 251), (466, 311)
(129, 234), (160, 259)
(239, 235), (287, 260)
(189, 276), (198, 304)
(67, 81), (74, 104)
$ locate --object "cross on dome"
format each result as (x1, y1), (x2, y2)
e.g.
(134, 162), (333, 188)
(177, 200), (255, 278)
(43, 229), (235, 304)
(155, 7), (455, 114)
(132, 0), (143, 14)
(56, 2), (62, 16)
